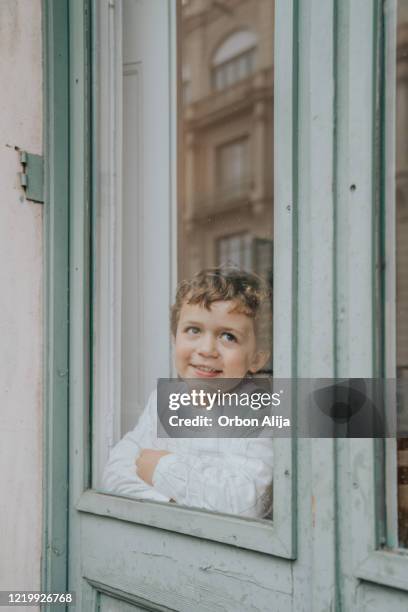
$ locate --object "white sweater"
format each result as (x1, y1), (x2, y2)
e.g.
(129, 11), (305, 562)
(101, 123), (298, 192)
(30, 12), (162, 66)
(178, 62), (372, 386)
(102, 389), (273, 518)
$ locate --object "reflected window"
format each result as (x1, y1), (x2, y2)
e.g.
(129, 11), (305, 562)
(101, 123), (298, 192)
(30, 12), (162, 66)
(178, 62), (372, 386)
(217, 232), (252, 269)
(212, 30), (257, 91)
(216, 137), (250, 196)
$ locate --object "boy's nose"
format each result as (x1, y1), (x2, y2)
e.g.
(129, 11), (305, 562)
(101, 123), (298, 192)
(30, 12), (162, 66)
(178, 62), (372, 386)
(197, 334), (218, 357)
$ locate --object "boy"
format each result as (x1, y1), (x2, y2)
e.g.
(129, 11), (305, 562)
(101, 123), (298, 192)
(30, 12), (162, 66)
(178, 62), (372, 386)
(102, 268), (273, 518)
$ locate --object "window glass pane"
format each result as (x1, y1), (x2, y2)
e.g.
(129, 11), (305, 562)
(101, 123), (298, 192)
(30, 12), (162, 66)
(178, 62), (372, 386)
(226, 60), (236, 86)
(179, 1), (274, 284)
(217, 232), (251, 269)
(248, 48), (255, 74)
(397, 0), (408, 548)
(216, 137), (249, 191)
(237, 54), (247, 80)
(177, 0), (275, 518)
(212, 29), (257, 91)
(98, 0), (275, 522)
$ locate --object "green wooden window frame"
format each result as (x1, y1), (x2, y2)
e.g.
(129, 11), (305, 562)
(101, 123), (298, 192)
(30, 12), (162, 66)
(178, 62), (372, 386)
(78, 0), (297, 558)
(42, 0), (70, 599)
(42, 0), (94, 597)
(346, 0), (408, 594)
(42, 0), (408, 606)
(43, 1), (298, 586)
(354, 0), (408, 592)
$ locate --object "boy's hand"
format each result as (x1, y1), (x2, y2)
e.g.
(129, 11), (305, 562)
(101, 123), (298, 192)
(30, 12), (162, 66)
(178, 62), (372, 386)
(135, 449), (171, 486)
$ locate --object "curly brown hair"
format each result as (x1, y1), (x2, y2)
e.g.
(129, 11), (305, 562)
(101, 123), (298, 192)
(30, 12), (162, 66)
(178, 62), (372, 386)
(171, 267), (272, 348)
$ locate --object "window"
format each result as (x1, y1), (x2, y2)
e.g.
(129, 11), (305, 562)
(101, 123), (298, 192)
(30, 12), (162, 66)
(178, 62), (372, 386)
(91, 0), (276, 526)
(212, 30), (257, 91)
(216, 232), (252, 269)
(216, 234), (273, 374)
(68, 0), (295, 561)
(216, 137), (250, 195)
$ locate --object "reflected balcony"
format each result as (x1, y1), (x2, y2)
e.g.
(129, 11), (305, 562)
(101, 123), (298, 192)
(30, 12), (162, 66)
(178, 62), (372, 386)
(184, 69), (273, 129)
(191, 177), (253, 220)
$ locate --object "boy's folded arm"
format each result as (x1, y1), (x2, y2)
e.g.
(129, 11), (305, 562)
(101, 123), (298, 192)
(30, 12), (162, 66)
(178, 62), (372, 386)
(152, 445), (273, 518)
(101, 392), (170, 502)
(101, 432), (170, 502)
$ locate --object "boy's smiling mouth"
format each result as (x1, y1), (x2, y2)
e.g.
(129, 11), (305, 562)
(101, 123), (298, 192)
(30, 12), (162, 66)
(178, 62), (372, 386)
(190, 363), (223, 377)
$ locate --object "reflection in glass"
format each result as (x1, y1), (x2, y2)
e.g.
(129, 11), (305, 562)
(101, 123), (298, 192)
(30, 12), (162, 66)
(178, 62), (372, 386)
(397, 0), (408, 548)
(99, 0), (275, 520)
(178, 2), (274, 372)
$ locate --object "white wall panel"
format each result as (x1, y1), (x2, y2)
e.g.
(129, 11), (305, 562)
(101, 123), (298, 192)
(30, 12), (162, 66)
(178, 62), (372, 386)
(0, 0), (43, 601)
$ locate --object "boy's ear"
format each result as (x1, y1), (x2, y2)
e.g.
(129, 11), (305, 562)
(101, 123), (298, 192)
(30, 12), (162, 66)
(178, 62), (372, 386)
(249, 350), (270, 374)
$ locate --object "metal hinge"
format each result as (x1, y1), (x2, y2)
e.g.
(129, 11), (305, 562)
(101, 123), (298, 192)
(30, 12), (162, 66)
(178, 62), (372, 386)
(19, 150), (44, 203)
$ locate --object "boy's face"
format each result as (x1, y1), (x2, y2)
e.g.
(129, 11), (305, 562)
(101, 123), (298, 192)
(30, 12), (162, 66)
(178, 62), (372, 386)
(174, 300), (268, 379)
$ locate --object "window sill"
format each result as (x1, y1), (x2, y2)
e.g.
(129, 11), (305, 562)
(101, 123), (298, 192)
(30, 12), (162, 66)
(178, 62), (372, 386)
(77, 489), (295, 558)
(356, 548), (408, 592)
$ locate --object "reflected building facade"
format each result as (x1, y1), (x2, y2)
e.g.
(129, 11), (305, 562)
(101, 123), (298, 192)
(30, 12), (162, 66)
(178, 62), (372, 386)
(179, 0), (274, 289)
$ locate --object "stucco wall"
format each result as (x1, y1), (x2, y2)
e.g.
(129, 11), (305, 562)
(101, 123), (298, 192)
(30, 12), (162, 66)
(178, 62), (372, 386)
(0, 0), (43, 600)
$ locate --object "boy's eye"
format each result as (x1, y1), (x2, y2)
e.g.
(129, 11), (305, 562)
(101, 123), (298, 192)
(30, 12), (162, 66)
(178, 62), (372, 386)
(221, 331), (237, 343)
(185, 326), (200, 335)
